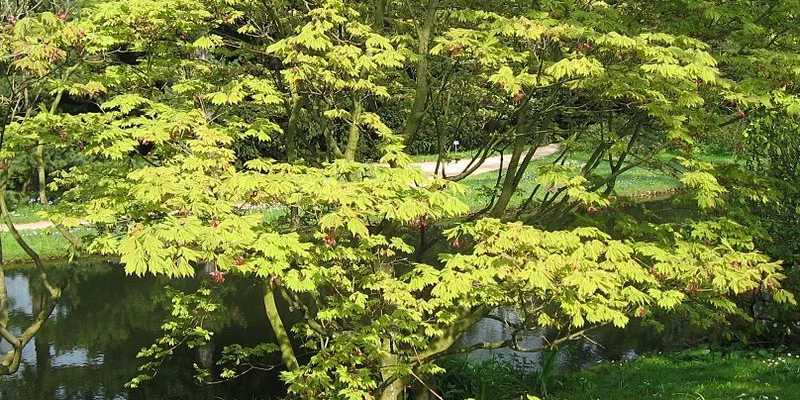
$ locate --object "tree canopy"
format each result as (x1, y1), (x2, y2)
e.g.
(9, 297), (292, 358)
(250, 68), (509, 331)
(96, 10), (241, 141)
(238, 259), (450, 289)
(1, 0), (799, 398)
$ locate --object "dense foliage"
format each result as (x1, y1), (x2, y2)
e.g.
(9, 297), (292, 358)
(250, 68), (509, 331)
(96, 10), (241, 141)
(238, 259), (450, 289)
(2, 0), (800, 399)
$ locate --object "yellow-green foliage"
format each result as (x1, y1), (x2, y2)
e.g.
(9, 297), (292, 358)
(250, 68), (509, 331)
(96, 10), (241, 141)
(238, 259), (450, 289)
(2, 0), (800, 398)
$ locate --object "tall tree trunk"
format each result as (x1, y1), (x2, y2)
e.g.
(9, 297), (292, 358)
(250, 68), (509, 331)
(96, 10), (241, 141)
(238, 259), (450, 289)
(490, 138), (524, 217)
(401, 0), (440, 147)
(263, 280), (300, 373)
(344, 98), (364, 162)
(378, 375), (409, 400)
(372, 0), (388, 32)
(285, 95), (304, 227)
(33, 143), (82, 250)
(344, 97), (364, 180)
(491, 105), (530, 216)
(285, 94), (303, 163)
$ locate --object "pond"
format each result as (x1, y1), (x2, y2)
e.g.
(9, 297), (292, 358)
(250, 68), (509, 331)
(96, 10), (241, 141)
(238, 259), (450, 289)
(0, 262), (286, 400)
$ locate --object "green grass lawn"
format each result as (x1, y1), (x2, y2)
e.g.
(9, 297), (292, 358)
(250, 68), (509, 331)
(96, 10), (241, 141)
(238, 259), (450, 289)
(0, 205), (283, 263)
(455, 151), (734, 211)
(7, 203), (46, 224)
(550, 348), (800, 400)
(0, 228), (76, 262)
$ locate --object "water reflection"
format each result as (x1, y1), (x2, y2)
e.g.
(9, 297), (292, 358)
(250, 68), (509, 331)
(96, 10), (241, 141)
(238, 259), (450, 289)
(459, 307), (685, 373)
(0, 262), (285, 400)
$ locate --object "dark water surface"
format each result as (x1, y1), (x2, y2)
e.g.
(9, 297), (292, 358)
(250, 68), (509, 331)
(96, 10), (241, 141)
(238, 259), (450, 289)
(0, 262), (285, 400)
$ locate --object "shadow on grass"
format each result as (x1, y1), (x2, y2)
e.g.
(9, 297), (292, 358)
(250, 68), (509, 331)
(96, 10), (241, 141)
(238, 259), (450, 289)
(550, 348), (800, 400)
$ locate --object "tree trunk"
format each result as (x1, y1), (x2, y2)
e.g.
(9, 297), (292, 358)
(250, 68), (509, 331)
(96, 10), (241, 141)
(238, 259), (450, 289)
(285, 94), (303, 163)
(33, 144), (82, 249)
(492, 141), (525, 217)
(378, 375), (409, 400)
(401, 0), (440, 147)
(491, 123), (528, 216)
(263, 280), (299, 373)
(372, 0), (388, 32)
(344, 98), (363, 162)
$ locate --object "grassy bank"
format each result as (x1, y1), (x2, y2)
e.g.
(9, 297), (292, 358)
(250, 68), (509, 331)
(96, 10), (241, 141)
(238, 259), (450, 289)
(432, 347), (800, 400)
(550, 347), (800, 400)
(455, 151), (734, 211)
(0, 229), (79, 262)
(7, 203), (46, 224)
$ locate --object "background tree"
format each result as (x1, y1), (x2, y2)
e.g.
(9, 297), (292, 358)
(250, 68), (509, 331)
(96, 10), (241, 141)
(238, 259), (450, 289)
(0, 2), (87, 374)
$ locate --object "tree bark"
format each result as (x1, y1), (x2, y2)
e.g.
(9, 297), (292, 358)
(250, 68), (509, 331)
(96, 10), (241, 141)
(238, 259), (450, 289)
(401, 0), (440, 147)
(263, 279), (300, 373)
(491, 108), (530, 216)
(372, 0), (388, 32)
(378, 377), (409, 400)
(285, 94), (303, 163)
(344, 98), (364, 162)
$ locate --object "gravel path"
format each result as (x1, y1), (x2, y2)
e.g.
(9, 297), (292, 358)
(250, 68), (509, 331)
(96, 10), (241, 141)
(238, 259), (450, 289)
(0, 220), (56, 231)
(411, 143), (561, 178)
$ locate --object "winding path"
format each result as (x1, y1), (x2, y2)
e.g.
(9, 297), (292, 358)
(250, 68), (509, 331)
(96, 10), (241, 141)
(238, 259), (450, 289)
(410, 143), (561, 178)
(0, 220), (57, 232)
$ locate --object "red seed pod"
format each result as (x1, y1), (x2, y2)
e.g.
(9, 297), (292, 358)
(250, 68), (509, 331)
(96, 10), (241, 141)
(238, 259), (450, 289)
(210, 219), (220, 228)
(209, 270), (225, 283)
(234, 255), (245, 266)
(587, 205), (598, 213)
(451, 238), (460, 249)
(324, 234), (337, 246)
(512, 91), (526, 104)
(635, 307), (648, 317)
(736, 109), (746, 119)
